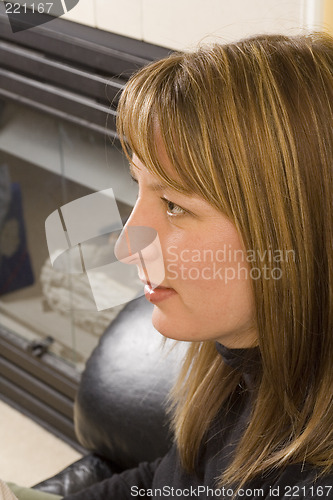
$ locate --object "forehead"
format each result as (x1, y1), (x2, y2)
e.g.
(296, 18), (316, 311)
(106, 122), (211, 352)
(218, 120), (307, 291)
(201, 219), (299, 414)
(129, 156), (166, 190)
(130, 154), (182, 192)
(130, 131), (193, 195)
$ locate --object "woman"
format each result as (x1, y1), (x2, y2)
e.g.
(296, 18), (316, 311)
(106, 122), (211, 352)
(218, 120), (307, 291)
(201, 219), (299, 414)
(10, 32), (333, 499)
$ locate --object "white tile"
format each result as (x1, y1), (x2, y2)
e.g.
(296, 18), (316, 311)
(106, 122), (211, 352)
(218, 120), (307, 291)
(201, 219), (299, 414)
(95, 0), (142, 39)
(143, 0), (306, 50)
(61, 0), (96, 27)
(0, 400), (82, 487)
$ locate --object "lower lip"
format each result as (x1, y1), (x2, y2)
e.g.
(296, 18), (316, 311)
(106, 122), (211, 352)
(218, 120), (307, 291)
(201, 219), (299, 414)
(144, 285), (177, 304)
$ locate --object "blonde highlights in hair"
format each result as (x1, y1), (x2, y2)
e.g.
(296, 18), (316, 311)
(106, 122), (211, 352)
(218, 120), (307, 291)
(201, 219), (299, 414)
(117, 33), (333, 488)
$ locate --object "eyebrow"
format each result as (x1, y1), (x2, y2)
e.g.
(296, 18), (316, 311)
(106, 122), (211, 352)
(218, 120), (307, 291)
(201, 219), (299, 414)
(129, 170), (167, 192)
(129, 163), (193, 195)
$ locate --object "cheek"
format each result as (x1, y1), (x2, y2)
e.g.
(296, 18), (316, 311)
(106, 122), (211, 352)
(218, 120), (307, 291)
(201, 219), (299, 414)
(150, 218), (257, 344)
(164, 237), (255, 322)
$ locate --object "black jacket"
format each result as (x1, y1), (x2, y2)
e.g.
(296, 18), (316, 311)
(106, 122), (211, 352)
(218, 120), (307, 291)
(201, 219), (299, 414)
(64, 344), (333, 499)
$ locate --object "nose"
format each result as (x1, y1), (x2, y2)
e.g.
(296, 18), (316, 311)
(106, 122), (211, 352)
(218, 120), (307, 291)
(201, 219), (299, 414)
(114, 199), (159, 265)
(115, 225), (162, 263)
(114, 200), (165, 288)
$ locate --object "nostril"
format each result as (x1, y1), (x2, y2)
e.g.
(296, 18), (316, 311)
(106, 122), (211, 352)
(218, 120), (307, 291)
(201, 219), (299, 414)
(114, 226), (160, 264)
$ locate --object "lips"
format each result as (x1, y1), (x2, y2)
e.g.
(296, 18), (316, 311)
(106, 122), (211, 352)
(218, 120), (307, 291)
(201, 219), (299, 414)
(139, 277), (177, 304)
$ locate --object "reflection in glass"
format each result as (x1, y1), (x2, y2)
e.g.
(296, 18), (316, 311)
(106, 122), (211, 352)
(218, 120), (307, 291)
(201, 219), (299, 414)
(0, 102), (135, 371)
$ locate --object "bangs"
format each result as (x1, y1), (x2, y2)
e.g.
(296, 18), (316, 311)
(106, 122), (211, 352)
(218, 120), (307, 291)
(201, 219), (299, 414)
(116, 55), (196, 195)
(116, 53), (232, 213)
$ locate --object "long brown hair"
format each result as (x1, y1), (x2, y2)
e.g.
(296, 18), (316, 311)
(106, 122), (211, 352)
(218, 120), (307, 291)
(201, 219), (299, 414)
(117, 33), (333, 489)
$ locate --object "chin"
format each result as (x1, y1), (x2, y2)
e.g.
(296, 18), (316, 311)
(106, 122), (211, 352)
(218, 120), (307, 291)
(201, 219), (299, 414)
(151, 307), (198, 342)
(151, 308), (175, 339)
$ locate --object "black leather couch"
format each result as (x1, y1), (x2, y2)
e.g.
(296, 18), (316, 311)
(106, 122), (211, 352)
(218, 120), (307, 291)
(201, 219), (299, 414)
(33, 296), (187, 497)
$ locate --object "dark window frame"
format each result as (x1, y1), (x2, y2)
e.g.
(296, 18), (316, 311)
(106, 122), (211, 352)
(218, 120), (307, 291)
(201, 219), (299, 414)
(0, 3), (171, 135)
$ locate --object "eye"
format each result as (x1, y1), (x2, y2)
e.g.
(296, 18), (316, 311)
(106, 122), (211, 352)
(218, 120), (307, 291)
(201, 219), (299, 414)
(161, 198), (187, 217)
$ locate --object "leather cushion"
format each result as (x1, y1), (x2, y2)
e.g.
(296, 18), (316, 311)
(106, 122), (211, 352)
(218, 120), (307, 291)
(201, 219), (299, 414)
(74, 296), (187, 468)
(33, 454), (119, 497)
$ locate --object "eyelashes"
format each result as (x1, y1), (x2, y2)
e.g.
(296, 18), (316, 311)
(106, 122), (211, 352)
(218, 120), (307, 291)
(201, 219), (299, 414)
(161, 198), (187, 217)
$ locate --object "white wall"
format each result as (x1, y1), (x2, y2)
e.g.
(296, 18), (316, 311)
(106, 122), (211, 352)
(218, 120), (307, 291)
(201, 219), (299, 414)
(62, 0), (325, 50)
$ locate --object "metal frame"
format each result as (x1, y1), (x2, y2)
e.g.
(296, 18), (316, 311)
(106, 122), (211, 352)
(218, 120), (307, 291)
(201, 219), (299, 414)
(0, 324), (81, 446)
(0, 3), (170, 135)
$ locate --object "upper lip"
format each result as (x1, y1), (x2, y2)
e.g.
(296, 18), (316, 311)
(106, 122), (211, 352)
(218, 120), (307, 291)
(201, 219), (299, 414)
(139, 278), (171, 289)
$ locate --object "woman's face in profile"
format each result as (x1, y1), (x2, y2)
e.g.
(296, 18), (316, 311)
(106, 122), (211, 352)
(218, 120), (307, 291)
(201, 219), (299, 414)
(120, 148), (256, 348)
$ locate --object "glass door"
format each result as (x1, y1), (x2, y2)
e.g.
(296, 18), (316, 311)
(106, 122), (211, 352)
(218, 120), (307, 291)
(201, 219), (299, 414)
(0, 99), (137, 374)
